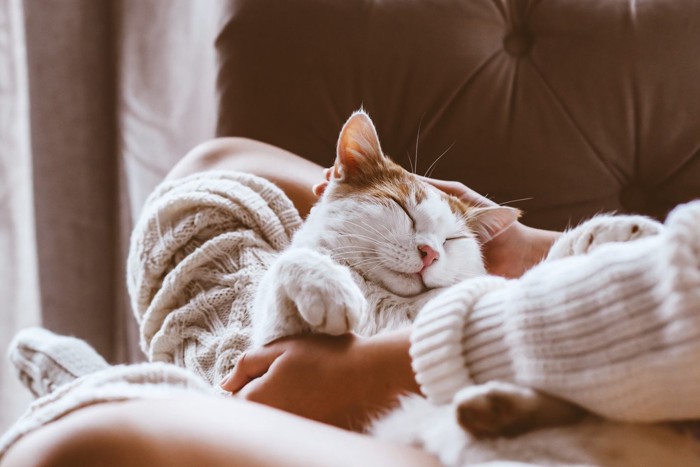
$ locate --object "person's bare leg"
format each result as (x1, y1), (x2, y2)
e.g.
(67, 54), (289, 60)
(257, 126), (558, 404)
(167, 137), (325, 218)
(2, 396), (440, 467)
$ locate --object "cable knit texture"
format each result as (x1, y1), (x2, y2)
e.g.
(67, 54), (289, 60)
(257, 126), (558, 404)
(127, 171), (301, 385)
(412, 200), (700, 422)
(1, 171), (300, 459)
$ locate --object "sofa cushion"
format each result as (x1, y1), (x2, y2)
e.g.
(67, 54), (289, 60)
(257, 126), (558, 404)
(216, 0), (700, 229)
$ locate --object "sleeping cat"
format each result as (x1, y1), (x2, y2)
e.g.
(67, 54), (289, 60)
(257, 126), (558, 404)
(251, 110), (662, 443)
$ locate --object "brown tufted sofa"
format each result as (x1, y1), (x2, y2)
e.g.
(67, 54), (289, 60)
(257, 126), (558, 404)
(215, 0), (700, 230)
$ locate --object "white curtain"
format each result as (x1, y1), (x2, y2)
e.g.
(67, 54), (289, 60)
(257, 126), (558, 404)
(0, 0), (39, 431)
(0, 0), (219, 432)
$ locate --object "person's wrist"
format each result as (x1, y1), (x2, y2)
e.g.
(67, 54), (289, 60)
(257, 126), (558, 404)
(358, 329), (420, 399)
(517, 223), (561, 264)
(483, 221), (560, 278)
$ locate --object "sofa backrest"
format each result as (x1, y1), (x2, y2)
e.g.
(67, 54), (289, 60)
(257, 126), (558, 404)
(215, 0), (700, 229)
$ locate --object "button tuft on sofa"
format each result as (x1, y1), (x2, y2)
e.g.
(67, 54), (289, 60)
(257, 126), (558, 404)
(619, 184), (649, 213)
(503, 31), (533, 57)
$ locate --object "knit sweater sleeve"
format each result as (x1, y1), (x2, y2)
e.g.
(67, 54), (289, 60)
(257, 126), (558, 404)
(410, 201), (700, 422)
(126, 171), (301, 388)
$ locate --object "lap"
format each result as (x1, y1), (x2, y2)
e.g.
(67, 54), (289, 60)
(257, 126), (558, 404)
(2, 396), (440, 467)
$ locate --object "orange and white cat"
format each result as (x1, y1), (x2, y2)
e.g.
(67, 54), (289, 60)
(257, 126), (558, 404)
(251, 110), (662, 459)
(252, 110), (520, 346)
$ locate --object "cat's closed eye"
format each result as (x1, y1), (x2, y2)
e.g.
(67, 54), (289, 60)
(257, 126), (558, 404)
(444, 236), (468, 244)
(390, 197), (416, 229)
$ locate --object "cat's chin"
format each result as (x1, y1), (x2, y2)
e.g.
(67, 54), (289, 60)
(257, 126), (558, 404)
(376, 269), (426, 297)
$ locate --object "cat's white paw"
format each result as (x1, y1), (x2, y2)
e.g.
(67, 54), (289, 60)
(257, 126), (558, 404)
(277, 250), (366, 335)
(291, 268), (366, 335)
(547, 215), (663, 260)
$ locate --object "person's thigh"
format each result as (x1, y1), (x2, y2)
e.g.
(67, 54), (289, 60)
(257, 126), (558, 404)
(2, 396), (440, 467)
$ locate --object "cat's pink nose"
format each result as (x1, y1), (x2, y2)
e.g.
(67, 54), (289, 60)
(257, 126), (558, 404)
(418, 244), (439, 269)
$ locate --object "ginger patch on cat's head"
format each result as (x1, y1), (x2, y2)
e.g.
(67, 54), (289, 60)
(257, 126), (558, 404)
(325, 109), (520, 244)
(326, 110), (427, 206)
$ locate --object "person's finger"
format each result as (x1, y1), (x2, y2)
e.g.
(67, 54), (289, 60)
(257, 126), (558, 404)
(312, 167), (334, 197)
(418, 175), (497, 208)
(312, 181), (329, 197)
(220, 346), (285, 393)
(236, 375), (268, 403)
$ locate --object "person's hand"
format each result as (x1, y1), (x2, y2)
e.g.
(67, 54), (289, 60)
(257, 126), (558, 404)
(219, 329), (418, 431)
(417, 176), (561, 277)
(311, 167), (335, 197)
(313, 168), (560, 278)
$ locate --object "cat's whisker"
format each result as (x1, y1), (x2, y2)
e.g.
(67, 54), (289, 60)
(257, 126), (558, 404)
(331, 251), (377, 260)
(424, 141), (455, 179)
(330, 247), (379, 257)
(332, 257), (377, 265)
(406, 151), (415, 174)
(331, 247), (377, 254)
(341, 220), (393, 243)
(346, 258), (386, 269)
(360, 221), (393, 241)
(336, 238), (386, 249)
(376, 221), (406, 242)
(363, 260), (391, 276)
(499, 197), (534, 206)
(331, 243), (377, 250)
(414, 117), (423, 175)
(333, 254), (387, 270)
(336, 232), (389, 247)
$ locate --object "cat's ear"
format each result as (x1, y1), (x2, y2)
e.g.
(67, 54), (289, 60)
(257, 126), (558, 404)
(333, 110), (384, 181)
(470, 206), (521, 243)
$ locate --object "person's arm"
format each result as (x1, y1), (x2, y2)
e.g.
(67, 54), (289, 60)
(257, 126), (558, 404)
(411, 201), (700, 422)
(415, 177), (561, 278)
(221, 329), (418, 430)
(168, 137), (324, 217)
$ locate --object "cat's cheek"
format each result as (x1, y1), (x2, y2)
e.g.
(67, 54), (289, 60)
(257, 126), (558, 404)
(427, 239), (485, 286)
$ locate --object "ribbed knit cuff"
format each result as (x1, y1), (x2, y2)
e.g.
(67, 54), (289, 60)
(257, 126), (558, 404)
(409, 276), (508, 405)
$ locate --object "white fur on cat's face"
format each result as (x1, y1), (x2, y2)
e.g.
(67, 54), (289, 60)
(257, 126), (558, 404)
(294, 110), (517, 298)
(303, 184), (485, 297)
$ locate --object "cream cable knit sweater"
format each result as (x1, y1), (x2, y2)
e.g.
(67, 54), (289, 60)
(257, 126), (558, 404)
(127, 171), (302, 385)
(411, 201), (700, 422)
(1, 172), (300, 458)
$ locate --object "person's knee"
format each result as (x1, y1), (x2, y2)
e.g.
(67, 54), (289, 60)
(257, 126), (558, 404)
(167, 136), (264, 180)
(2, 405), (161, 467)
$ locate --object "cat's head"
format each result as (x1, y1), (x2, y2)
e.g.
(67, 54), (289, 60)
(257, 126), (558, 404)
(315, 110), (519, 297)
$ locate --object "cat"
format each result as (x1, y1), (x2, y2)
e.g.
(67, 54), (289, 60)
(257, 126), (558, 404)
(251, 110), (521, 346)
(250, 109), (663, 445)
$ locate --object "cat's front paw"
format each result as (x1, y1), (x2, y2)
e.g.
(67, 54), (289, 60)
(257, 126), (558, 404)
(547, 215), (663, 260)
(281, 253), (367, 335)
(293, 273), (366, 335)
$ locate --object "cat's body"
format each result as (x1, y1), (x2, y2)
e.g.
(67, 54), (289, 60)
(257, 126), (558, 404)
(252, 111), (511, 346)
(250, 110), (663, 460)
